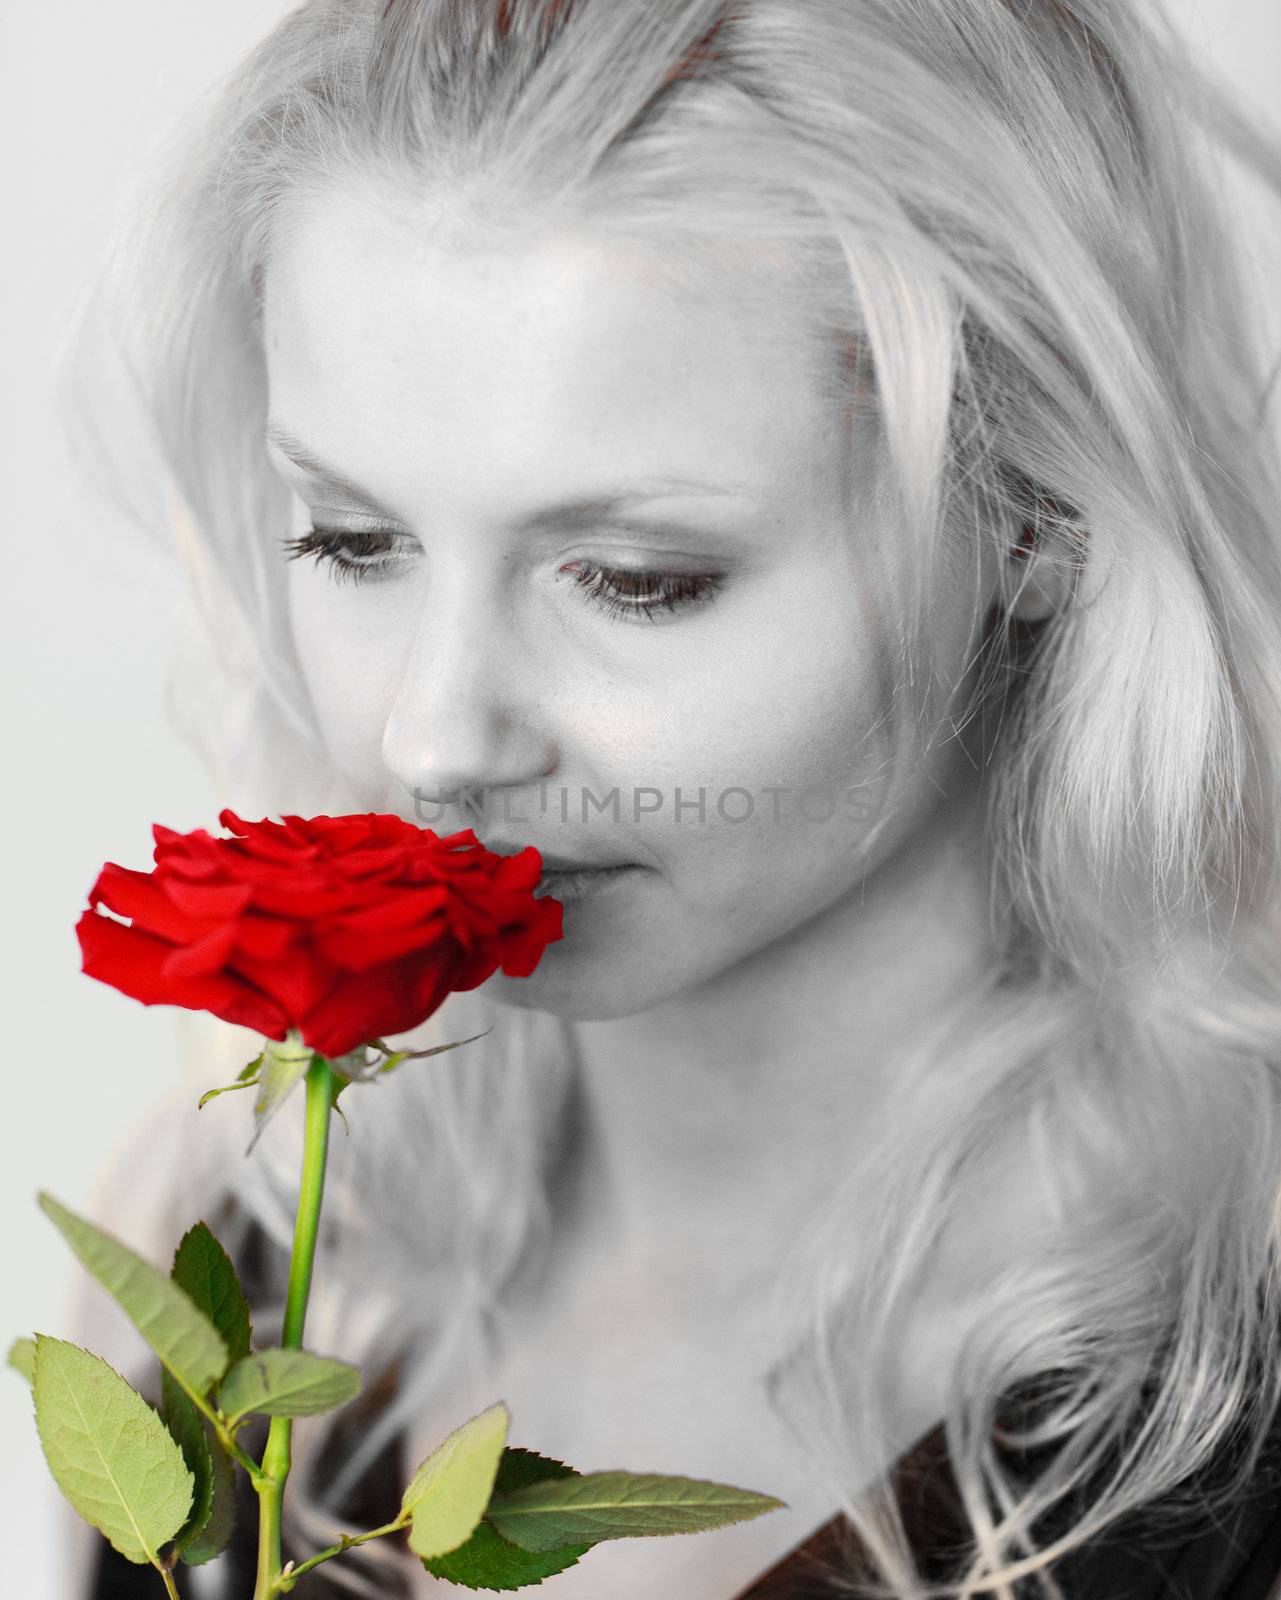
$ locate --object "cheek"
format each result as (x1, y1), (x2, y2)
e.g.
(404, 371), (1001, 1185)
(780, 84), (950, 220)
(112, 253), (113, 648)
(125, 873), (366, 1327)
(612, 607), (892, 894)
(684, 595), (885, 801)
(287, 569), (405, 782)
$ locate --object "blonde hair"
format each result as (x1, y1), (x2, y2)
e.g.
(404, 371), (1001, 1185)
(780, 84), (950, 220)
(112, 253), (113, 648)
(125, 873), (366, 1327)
(63, 2), (1281, 1596)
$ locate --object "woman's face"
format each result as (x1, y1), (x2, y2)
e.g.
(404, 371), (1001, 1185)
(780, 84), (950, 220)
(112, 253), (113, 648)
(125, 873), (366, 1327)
(262, 189), (992, 1019)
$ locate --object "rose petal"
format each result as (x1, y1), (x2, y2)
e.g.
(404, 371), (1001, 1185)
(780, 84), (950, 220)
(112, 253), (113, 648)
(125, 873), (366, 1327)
(161, 922), (239, 979)
(76, 910), (288, 1038)
(160, 878), (255, 919)
(232, 915), (298, 963)
(318, 917), (450, 971)
(90, 864), (224, 944)
(298, 957), (457, 1058)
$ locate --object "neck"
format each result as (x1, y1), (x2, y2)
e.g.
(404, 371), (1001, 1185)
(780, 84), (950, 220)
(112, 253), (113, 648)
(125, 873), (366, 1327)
(559, 786), (1001, 1335)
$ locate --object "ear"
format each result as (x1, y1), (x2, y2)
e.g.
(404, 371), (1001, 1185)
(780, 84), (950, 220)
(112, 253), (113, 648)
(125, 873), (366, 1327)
(999, 517), (1077, 624)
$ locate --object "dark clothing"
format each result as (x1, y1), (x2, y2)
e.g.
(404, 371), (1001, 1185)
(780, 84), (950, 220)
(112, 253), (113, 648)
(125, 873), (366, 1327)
(90, 1406), (1281, 1600)
(734, 1411), (1281, 1598)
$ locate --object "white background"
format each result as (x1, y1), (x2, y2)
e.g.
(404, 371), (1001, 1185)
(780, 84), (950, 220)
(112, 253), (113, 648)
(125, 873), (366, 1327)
(3, 2), (1277, 1594)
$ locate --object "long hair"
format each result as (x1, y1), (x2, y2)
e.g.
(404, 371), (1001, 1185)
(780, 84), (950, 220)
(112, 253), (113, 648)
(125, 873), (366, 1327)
(62, 2), (1281, 1595)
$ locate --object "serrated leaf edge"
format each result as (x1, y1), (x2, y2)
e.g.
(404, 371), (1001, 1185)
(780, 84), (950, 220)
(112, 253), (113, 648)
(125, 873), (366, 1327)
(38, 1192), (229, 1397)
(33, 1335), (193, 1566)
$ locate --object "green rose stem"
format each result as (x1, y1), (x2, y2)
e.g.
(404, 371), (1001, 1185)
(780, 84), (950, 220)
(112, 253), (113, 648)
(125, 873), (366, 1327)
(254, 1048), (335, 1600)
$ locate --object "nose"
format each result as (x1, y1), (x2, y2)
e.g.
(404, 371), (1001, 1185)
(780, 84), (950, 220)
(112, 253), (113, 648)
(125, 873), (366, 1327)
(380, 587), (557, 820)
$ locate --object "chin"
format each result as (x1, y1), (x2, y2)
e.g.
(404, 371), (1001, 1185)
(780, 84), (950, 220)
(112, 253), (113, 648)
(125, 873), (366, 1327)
(479, 953), (671, 1022)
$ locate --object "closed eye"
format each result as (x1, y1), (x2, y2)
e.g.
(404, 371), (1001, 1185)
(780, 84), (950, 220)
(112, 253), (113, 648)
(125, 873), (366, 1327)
(281, 528), (725, 622)
(281, 527), (414, 585)
(556, 561), (723, 622)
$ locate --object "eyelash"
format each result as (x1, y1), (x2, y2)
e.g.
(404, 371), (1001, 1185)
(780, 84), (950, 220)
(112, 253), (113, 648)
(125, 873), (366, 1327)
(280, 528), (723, 623)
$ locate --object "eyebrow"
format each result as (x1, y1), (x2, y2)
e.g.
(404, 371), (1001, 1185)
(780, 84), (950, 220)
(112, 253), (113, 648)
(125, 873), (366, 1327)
(265, 421), (759, 530)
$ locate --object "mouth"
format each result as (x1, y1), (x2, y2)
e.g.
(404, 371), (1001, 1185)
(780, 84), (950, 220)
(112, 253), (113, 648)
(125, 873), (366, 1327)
(534, 851), (630, 873)
(534, 863), (640, 904)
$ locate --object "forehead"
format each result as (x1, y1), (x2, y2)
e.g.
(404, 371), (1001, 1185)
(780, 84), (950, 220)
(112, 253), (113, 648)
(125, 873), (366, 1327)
(260, 184), (845, 501)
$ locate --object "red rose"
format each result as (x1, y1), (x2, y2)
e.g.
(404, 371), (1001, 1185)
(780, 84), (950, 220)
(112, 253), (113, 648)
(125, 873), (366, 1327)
(75, 811), (563, 1059)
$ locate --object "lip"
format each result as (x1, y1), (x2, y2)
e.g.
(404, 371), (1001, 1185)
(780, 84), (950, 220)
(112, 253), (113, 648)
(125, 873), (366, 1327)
(535, 852), (633, 873)
(481, 841), (634, 874)
(534, 863), (640, 903)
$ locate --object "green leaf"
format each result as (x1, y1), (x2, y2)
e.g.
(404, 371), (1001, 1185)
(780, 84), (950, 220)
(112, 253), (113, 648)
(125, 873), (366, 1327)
(180, 1423), (236, 1566)
(422, 1448), (592, 1590)
(485, 1469), (787, 1553)
(403, 1401), (510, 1561)
(161, 1220), (247, 1562)
(161, 1369), (214, 1556)
(197, 1052), (263, 1110)
(217, 1349), (362, 1425)
(33, 1336), (193, 1565)
(38, 1194), (228, 1397)
(7, 1336), (36, 1384)
(171, 1222), (253, 1364)
(249, 1034), (316, 1151)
